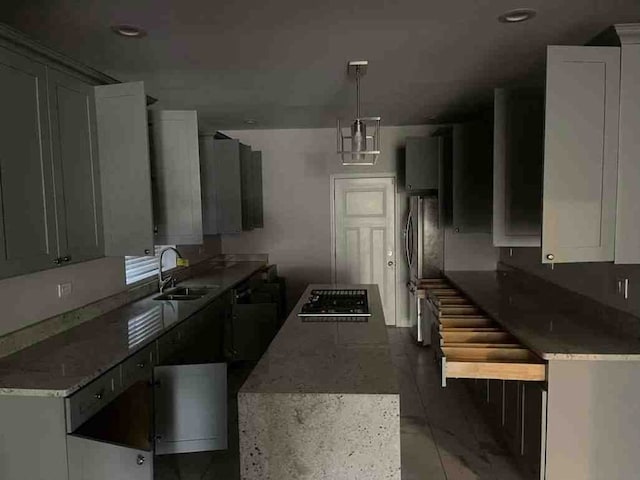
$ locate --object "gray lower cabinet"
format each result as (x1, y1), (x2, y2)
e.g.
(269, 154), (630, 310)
(542, 46), (620, 264)
(452, 120), (493, 234)
(231, 303), (279, 361)
(0, 46), (60, 278)
(150, 110), (203, 246)
(405, 136), (439, 193)
(199, 136), (243, 234)
(493, 88), (544, 247)
(95, 81), (154, 257)
(48, 68), (103, 265)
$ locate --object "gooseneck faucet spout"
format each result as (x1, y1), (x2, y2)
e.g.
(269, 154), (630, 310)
(158, 247), (184, 293)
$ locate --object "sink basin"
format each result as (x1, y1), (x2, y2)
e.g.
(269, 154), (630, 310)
(153, 286), (218, 301)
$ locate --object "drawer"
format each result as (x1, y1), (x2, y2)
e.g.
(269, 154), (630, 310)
(433, 296), (472, 307)
(65, 367), (121, 433)
(121, 344), (155, 390)
(438, 316), (495, 329)
(439, 329), (516, 345)
(437, 304), (482, 316)
(436, 345), (546, 387)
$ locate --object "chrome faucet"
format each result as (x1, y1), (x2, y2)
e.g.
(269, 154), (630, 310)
(158, 247), (183, 293)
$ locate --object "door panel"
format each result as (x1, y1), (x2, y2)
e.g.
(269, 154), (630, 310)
(334, 177), (396, 325)
(150, 110), (203, 245)
(0, 46), (58, 278)
(542, 46), (620, 263)
(154, 363), (227, 455)
(48, 68), (103, 264)
(94, 81), (154, 257)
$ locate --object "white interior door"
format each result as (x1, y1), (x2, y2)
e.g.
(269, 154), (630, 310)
(333, 176), (396, 325)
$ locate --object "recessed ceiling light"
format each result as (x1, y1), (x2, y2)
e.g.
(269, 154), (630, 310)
(244, 119), (257, 125)
(111, 24), (147, 38)
(498, 8), (536, 23)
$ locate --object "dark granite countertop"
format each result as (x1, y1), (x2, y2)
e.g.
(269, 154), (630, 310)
(446, 270), (640, 361)
(0, 261), (266, 397)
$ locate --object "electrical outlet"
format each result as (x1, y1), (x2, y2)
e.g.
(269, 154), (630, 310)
(58, 282), (72, 298)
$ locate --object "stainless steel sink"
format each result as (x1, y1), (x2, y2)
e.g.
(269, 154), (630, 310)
(153, 286), (218, 301)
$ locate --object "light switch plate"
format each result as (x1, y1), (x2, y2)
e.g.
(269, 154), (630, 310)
(58, 282), (72, 298)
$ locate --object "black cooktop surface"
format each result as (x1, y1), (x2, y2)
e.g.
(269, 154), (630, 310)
(298, 289), (370, 317)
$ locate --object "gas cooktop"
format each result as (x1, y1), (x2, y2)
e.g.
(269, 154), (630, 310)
(298, 289), (370, 320)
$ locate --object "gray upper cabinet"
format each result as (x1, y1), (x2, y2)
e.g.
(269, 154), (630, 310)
(452, 120), (493, 234)
(95, 81), (154, 257)
(405, 136), (439, 193)
(240, 143), (253, 231)
(614, 25), (640, 264)
(149, 110), (203, 246)
(199, 136), (243, 234)
(0, 46), (59, 279)
(493, 88), (544, 247)
(542, 46), (620, 264)
(48, 68), (103, 265)
(251, 150), (264, 228)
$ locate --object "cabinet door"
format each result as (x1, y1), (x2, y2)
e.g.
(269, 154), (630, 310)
(94, 82), (154, 257)
(67, 381), (153, 480)
(452, 121), (493, 233)
(252, 150), (264, 228)
(405, 136), (439, 193)
(0, 46), (59, 279)
(240, 143), (253, 231)
(231, 303), (279, 361)
(493, 88), (543, 247)
(542, 46), (620, 263)
(615, 43), (640, 263)
(154, 363), (227, 454)
(150, 110), (203, 245)
(199, 137), (242, 234)
(521, 382), (547, 480)
(48, 68), (103, 265)
(503, 380), (522, 456)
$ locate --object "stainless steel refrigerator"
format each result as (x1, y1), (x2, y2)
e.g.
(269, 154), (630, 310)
(404, 195), (443, 344)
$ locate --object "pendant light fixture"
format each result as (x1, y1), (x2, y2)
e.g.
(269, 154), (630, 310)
(337, 60), (381, 165)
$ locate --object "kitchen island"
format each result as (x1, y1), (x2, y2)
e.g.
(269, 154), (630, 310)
(238, 284), (400, 480)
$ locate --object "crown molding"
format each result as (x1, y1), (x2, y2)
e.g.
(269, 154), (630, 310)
(615, 23), (640, 45)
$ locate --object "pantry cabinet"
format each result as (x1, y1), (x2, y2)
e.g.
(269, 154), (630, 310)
(150, 110), (203, 246)
(541, 46), (620, 264)
(199, 136), (243, 234)
(95, 81), (154, 257)
(240, 143), (253, 231)
(48, 68), (103, 265)
(0, 46), (59, 279)
(493, 88), (543, 247)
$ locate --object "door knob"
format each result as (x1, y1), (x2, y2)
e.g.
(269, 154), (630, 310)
(136, 455), (145, 465)
(387, 260), (394, 267)
(546, 253), (555, 261)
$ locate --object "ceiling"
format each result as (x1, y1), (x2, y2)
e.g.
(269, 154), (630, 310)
(2, 0), (639, 130)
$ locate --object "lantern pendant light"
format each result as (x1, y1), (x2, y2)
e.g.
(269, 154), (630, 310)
(337, 60), (381, 165)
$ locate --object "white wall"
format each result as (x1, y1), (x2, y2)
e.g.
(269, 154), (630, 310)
(220, 126), (436, 326)
(0, 257), (126, 337)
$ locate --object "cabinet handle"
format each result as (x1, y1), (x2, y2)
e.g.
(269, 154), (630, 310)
(144, 249), (151, 255)
(137, 362), (145, 369)
(95, 390), (104, 400)
(63, 256), (71, 262)
(53, 258), (61, 265)
(136, 455), (145, 466)
(546, 253), (554, 261)
(407, 184), (412, 189)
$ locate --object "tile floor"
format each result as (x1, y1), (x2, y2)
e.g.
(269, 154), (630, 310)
(156, 327), (526, 480)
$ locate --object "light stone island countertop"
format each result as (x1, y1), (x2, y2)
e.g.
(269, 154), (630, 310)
(238, 284), (400, 480)
(0, 261), (266, 397)
(446, 270), (640, 361)
(240, 284), (399, 395)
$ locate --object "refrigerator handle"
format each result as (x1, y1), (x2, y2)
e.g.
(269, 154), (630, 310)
(404, 207), (413, 268)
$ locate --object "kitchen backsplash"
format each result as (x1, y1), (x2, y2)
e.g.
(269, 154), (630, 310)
(501, 247), (640, 320)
